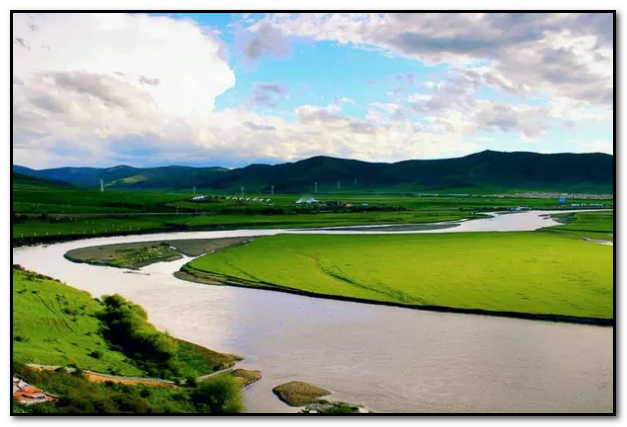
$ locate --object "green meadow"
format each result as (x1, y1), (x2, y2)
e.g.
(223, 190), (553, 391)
(13, 267), (144, 376)
(185, 232), (614, 320)
(542, 211), (614, 241)
(12, 267), (238, 379)
(13, 172), (612, 247)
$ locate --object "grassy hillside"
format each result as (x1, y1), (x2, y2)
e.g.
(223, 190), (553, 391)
(14, 150), (614, 193)
(12, 362), (243, 414)
(13, 172), (73, 189)
(184, 232), (614, 320)
(14, 164), (228, 189)
(13, 266), (144, 376)
(12, 266), (238, 379)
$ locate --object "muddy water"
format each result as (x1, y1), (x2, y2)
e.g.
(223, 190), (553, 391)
(12, 210), (613, 413)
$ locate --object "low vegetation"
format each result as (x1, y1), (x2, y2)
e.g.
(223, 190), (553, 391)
(13, 266), (239, 379)
(66, 242), (181, 269)
(184, 231), (613, 320)
(13, 266), (144, 376)
(64, 238), (248, 269)
(227, 369), (262, 387)
(13, 169), (611, 248)
(12, 362), (243, 414)
(272, 381), (331, 407)
(542, 211), (614, 241)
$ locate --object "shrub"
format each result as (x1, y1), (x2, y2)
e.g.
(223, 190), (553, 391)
(190, 376), (243, 414)
(98, 294), (179, 376)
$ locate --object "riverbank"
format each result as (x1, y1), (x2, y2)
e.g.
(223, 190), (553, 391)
(12, 266), (241, 379)
(176, 267), (613, 326)
(64, 238), (250, 270)
(12, 210), (490, 248)
(179, 232), (613, 324)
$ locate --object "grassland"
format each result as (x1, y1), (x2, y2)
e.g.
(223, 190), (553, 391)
(224, 369), (262, 388)
(542, 211), (614, 241)
(183, 232), (613, 321)
(13, 267), (145, 376)
(65, 242), (182, 269)
(13, 174), (611, 247)
(64, 238), (249, 269)
(12, 266), (239, 378)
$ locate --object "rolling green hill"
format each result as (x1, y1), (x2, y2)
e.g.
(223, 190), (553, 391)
(12, 172), (73, 189)
(13, 165), (229, 190)
(13, 150), (614, 193)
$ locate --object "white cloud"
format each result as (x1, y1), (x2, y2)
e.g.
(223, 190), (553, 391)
(12, 13), (613, 169)
(246, 13), (613, 105)
(580, 140), (614, 155)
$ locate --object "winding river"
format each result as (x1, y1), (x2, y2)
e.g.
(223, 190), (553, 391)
(12, 210), (614, 413)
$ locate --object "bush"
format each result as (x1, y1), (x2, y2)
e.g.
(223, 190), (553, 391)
(99, 294), (179, 376)
(190, 376), (243, 414)
(185, 376), (197, 387)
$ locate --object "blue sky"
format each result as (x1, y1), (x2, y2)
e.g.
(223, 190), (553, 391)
(12, 12), (613, 168)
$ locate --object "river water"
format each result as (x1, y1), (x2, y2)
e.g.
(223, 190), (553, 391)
(12, 210), (614, 413)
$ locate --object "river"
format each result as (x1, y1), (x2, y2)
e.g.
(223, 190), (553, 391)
(12, 210), (614, 413)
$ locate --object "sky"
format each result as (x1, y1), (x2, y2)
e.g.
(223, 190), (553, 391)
(12, 12), (614, 169)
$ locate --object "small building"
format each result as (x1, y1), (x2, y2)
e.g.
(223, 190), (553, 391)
(13, 376), (58, 406)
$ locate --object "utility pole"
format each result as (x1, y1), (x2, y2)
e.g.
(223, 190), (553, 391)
(315, 182), (318, 193)
(100, 179), (104, 192)
(271, 185), (274, 196)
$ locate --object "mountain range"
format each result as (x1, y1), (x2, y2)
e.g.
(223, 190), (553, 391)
(13, 150), (614, 194)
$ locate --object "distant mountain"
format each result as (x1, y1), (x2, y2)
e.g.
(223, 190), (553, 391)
(13, 150), (614, 193)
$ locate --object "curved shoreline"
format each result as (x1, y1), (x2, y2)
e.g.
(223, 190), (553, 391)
(175, 269), (614, 327)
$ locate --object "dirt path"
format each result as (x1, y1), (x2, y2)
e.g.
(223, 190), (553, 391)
(25, 363), (234, 387)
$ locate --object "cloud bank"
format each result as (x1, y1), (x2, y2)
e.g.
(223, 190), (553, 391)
(12, 13), (613, 168)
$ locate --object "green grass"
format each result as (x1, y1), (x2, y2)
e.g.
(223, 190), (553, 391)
(215, 369), (262, 388)
(12, 175), (612, 247)
(65, 242), (182, 269)
(12, 362), (243, 414)
(64, 238), (249, 270)
(13, 267), (144, 376)
(185, 232), (614, 319)
(175, 339), (241, 379)
(543, 211), (614, 241)
(13, 267), (240, 379)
